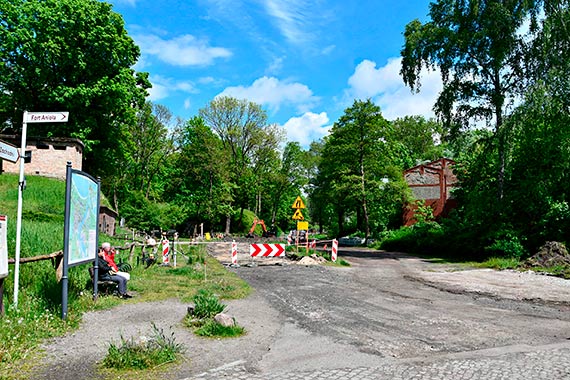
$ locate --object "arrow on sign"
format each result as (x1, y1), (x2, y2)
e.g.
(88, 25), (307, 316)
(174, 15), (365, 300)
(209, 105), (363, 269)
(25, 112), (69, 123)
(249, 243), (286, 257)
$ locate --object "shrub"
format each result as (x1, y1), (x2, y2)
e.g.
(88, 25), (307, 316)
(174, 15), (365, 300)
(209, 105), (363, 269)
(484, 230), (527, 259)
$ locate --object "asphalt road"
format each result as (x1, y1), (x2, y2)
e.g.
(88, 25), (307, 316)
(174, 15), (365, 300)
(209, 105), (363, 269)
(29, 243), (570, 380)
(188, 244), (570, 379)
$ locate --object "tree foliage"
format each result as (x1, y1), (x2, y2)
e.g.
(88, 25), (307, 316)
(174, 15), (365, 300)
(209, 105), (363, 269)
(314, 100), (407, 239)
(401, 0), (538, 200)
(198, 96), (283, 233)
(0, 0), (150, 176)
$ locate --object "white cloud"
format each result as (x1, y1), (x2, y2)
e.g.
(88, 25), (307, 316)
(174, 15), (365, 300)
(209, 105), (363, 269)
(262, 0), (311, 44)
(281, 112), (331, 147)
(321, 45), (336, 55)
(148, 75), (198, 101)
(261, 0), (334, 47)
(217, 76), (318, 113)
(265, 57), (285, 75)
(345, 58), (443, 120)
(132, 34), (232, 67)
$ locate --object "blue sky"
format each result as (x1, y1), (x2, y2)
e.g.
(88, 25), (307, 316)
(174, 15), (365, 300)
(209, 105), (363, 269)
(109, 0), (443, 147)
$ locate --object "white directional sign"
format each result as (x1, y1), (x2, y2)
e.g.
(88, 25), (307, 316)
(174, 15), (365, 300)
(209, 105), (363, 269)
(0, 140), (19, 163)
(24, 112), (69, 123)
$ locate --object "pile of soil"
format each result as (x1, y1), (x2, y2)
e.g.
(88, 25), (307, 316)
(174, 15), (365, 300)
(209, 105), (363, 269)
(523, 241), (570, 269)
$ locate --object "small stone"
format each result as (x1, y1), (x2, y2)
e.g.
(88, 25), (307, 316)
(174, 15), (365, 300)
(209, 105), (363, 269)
(214, 313), (235, 327)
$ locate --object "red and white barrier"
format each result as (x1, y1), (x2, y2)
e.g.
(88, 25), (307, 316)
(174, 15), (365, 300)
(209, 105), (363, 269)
(310, 240), (316, 249)
(162, 238), (170, 264)
(331, 239), (338, 262)
(287, 235), (292, 246)
(250, 243), (286, 257)
(231, 240), (238, 265)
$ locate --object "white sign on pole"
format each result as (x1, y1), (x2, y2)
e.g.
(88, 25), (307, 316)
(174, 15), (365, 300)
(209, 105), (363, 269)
(24, 112), (69, 123)
(13, 110), (69, 308)
(0, 140), (19, 163)
(0, 215), (8, 279)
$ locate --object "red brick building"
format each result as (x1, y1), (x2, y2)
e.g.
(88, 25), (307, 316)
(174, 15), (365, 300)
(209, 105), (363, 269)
(403, 158), (458, 226)
(0, 135), (83, 179)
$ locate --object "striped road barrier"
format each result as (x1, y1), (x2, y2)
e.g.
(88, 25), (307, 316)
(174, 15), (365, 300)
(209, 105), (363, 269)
(249, 243), (286, 257)
(331, 239), (338, 262)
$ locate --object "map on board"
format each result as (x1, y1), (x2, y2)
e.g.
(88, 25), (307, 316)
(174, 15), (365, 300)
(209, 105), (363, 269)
(67, 171), (99, 266)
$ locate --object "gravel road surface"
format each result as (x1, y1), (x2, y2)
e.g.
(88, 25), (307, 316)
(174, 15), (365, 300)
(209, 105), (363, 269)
(23, 242), (570, 380)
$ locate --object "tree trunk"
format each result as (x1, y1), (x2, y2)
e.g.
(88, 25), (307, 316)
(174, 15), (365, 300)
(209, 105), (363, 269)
(360, 162), (370, 240)
(225, 214), (231, 235)
(496, 104), (505, 202)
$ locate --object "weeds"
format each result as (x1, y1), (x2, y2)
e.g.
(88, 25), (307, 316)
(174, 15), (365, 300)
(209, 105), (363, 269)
(102, 323), (185, 370)
(187, 245), (206, 265)
(192, 290), (226, 319)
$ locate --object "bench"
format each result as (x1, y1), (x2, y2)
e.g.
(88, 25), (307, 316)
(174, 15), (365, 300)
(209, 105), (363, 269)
(88, 266), (119, 295)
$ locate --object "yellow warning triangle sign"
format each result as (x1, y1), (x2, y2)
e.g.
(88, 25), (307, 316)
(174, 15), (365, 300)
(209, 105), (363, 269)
(291, 196), (306, 209)
(292, 209), (304, 220)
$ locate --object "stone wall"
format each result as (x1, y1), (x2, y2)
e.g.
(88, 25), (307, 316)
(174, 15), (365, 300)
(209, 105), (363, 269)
(0, 135), (83, 180)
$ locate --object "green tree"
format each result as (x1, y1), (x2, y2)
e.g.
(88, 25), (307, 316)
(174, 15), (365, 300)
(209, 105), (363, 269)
(265, 142), (308, 231)
(317, 99), (403, 240)
(390, 115), (446, 168)
(0, 0), (150, 177)
(400, 0), (536, 199)
(165, 116), (233, 234)
(109, 102), (177, 208)
(198, 97), (283, 233)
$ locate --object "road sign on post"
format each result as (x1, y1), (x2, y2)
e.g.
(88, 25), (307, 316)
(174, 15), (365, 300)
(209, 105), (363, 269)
(0, 140), (19, 163)
(24, 112), (69, 123)
(291, 196), (306, 209)
(292, 209), (304, 220)
(13, 111), (69, 309)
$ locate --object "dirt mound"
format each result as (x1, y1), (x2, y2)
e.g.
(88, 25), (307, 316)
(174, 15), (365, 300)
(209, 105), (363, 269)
(523, 241), (570, 268)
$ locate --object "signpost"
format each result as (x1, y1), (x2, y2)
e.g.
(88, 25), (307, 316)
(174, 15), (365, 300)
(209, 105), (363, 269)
(23, 112), (69, 123)
(291, 196), (307, 251)
(0, 215), (8, 315)
(13, 111), (69, 308)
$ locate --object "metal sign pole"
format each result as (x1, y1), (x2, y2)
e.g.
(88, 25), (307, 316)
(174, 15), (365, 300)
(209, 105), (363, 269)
(13, 111), (28, 308)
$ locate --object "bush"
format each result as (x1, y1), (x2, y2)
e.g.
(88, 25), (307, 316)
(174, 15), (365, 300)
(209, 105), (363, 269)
(379, 222), (445, 255)
(484, 233), (527, 259)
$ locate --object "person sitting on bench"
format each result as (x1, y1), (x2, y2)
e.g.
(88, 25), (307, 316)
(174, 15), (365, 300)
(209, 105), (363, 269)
(100, 242), (130, 281)
(97, 249), (132, 299)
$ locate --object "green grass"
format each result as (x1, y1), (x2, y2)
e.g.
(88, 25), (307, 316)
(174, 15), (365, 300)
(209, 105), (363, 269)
(194, 319), (245, 338)
(184, 290), (246, 338)
(102, 323), (185, 370)
(0, 174), (251, 379)
(473, 257), (521, 270)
